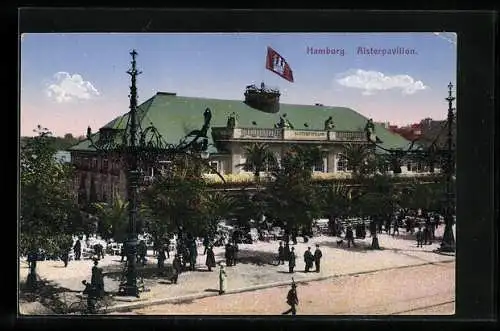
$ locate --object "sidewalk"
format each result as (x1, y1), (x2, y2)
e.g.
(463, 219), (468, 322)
(19, 225), (455, 314)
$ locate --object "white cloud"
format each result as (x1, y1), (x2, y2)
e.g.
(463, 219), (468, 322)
(336, 69), (427, 96)
(46, 72), (99, 103)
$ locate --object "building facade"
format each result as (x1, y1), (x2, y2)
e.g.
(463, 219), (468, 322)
(69, 92), (414, 204)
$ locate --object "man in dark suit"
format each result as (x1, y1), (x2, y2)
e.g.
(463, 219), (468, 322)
(282, 280), (299, 315)
(288, 247), (296, 273)
(314, 244), (323, 272)
(303, 247), (313, 273)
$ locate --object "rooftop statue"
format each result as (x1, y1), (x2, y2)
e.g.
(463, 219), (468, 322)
(276, 115), (294, 129)
(187, 108), (212, 138)
(364, 118), (383, 143)
(324, 116), (335, 130)
(226, 112), (237, 129)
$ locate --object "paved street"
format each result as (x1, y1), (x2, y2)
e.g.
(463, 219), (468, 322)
(19, 224), (455, 314)
(130, 261), (455, 315)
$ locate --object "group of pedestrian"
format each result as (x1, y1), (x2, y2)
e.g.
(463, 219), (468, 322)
(355, 223), (367, 239)
(344, 224), (356, 248)
(277, 242), (323, 274)
(415, 225), (434, 247)
(224, 242), (238, 267)
(156, 238), (182, 284)
(303, 245), (323, 273)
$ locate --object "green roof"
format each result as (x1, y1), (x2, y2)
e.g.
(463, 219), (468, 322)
(69, 92), (410, 153)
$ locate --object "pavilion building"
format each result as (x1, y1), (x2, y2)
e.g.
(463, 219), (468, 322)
(68, 91), (412, 204)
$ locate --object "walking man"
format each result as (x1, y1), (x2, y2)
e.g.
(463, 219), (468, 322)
(416, 227), (424, 248)
(284, 242), (291, 261)
(278, 242), (285, 265)
(225, 243), (232, 267)
(314, 244), (323, 272)
(73, 239), (81, 261)
(205, 245), (216, 272)
(303, 247), (313, 273)
(345, 224), (355, 248)
(232, 242), (238, 266)
(288, 247), (296, 273)
(189, 240), (198, 271)
(165, 238), (171, 259)
(219, 264), (227, 295)
(171, 254), (182, 284)
(120, 245), (126, 262)
(203, 236), (210, 255)
(392, 218), (400, 236)
(136, 240), (147, 266)
(157, 248), (166, 273)
(61, 248), (69, 268)
(282, 280), (299, 315)
(423, 225), (431, 245)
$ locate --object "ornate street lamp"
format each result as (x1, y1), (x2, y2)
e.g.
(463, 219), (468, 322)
(364, 82), (456, 253)
(439, 82), (456, 252)
(85, 50), (220, 297)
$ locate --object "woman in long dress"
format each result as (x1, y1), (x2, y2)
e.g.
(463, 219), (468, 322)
(206, 246), (216, 271)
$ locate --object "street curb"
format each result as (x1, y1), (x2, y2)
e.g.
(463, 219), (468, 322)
(105, 258), (455, 313)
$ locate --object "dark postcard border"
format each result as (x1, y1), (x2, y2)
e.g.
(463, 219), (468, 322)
(14, 8), (497, 328)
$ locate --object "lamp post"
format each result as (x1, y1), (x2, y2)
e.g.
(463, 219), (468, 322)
(85, 50), (221, 297)
(120, 49), (141, 297)
(439, 82), (456, 253)
(364, 82), (456, 253)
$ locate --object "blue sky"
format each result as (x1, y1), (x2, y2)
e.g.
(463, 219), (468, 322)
(20, 32), (457, 137)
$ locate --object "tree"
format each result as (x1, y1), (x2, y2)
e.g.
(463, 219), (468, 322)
(239, 142), (277, 182)
(20, 126), (80, 283)
(141, 169), (208, 241)
(267, 146), (323, 238)
(320, 183), (351, 235)
(398, 180), (445, 214)
(92, 194), (129, 242)
(204, 191), (238, 234)
(358, 174), (397, 249)
(342, 143), (374, 178)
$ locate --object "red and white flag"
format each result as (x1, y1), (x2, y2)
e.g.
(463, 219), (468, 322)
(265, 47), (294, 83)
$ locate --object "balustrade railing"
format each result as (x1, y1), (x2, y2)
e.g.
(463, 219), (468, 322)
(212, 126), (366, 142)
(239, 128), (283, 139)
(335, 131), (366, 141)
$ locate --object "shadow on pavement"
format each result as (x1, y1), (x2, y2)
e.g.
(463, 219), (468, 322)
(216, 249), (278, 266)
(378, 231), (443, 242)
(204, 289), (219, 293)
(314, 240), (373, 253)
(380, 246), (442, 254)
(19, 277), (81, 314)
